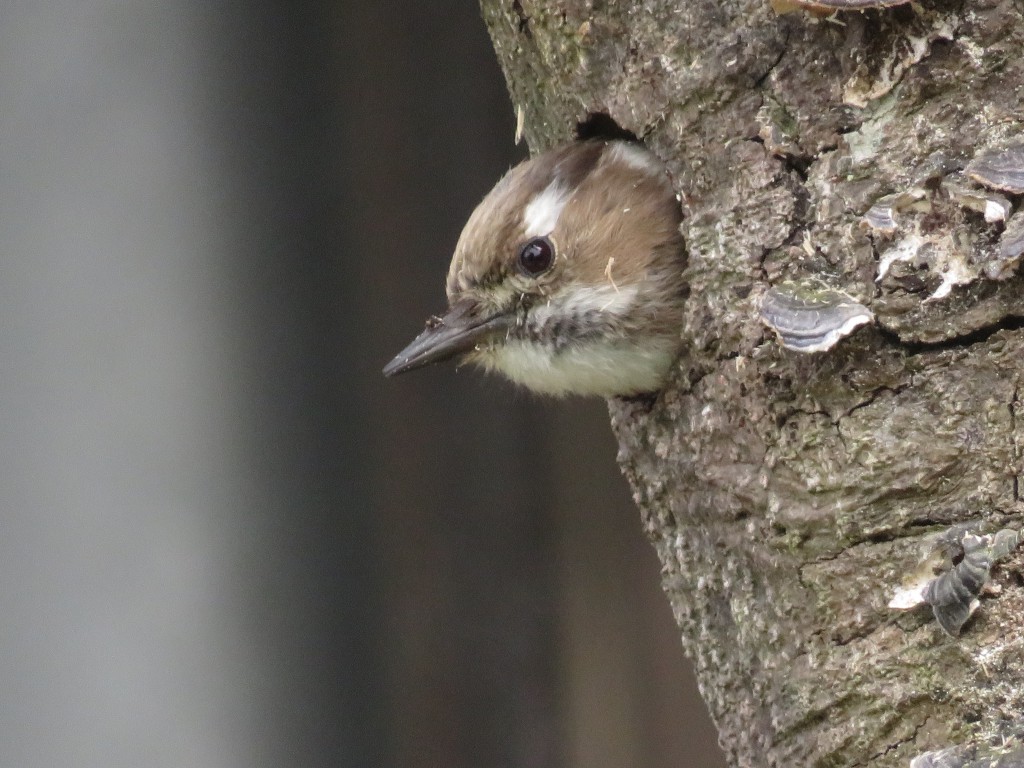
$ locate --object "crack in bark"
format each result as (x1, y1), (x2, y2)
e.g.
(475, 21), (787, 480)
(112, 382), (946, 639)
(753, 29), (790, 89)
(879, 315), (1024, 356)
(511, 0), (531, 36)
(1012, 380), (1021, 504)
(829, 619), (885, 648)
(770, 382), (907, 456)
(757, 245), (771, 283)
(857, 716), (928, 768)
(773, 687), (860, 740)
(838, 384), (909, 423)
(799, 515), (954, 575)
(866, 231), (884, 299)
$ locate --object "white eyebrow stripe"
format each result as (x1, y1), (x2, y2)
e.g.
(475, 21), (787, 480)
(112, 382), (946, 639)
(523, 180), (572, 237)
(606, 142), (666, 177)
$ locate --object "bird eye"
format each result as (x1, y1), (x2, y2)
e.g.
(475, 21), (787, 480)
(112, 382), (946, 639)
(518, 237), (555, 276)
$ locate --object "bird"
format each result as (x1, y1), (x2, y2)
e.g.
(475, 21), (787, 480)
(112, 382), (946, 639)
(383, 138), (688, 397)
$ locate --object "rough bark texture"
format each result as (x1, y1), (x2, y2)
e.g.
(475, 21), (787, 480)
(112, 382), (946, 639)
(480, 1), (1024, 766)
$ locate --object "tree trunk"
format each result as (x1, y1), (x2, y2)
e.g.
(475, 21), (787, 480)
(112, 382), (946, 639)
(480, 1), (1024, 766)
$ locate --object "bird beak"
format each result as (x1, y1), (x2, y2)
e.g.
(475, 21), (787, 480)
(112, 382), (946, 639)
(383, 298), (512, 377)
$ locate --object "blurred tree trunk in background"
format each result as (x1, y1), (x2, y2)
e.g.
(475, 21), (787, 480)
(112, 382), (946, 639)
(335, 3), (723, 768)
(0, 3), (722, 768)
(481, 1), (1024, 766)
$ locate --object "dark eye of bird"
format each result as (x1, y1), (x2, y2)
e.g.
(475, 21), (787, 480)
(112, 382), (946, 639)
(518, 236), (554, 276)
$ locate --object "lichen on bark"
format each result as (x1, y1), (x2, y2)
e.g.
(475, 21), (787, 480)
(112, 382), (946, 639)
(480, 1), (1024, 765)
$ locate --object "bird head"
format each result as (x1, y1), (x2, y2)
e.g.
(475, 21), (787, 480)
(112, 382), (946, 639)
(384, 139), (687, 397)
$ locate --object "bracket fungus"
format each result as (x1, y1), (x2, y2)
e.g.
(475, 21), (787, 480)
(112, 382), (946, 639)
(864, 156), (1024, 300)
(759, 283), (874, 353)
(888, 527), (1023, 637)
(771, 0), (912, 13)
(966, 144), (1024, 194)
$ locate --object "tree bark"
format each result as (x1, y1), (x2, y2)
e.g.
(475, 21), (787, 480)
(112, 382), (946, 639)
(480, 1), (1024, 766)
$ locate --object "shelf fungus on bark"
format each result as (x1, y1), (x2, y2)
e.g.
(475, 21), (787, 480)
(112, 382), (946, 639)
(994, 212), (1024, 280)
(966, 144), (1024, 194)
(770, 0), (911, 13)
(888, 528), (1023, 637)
(924, 534), (993, 637)
(943, 182), (1012, 225)
(910, 739), (1024, 768)
(862, 189), (929, 235)
(758, 283), (874, 353)
(864, 170), (1024, 299)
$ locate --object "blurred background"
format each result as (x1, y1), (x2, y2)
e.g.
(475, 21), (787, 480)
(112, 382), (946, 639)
(0, 2), (724, 766)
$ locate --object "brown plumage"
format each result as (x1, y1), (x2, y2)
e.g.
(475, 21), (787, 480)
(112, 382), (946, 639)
(384, 139), (688, 397)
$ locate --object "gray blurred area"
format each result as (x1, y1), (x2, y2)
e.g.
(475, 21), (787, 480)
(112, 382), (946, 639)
(0, 2), (723, 767)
